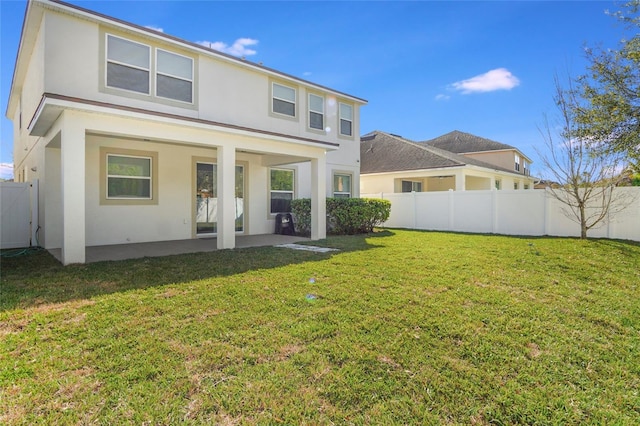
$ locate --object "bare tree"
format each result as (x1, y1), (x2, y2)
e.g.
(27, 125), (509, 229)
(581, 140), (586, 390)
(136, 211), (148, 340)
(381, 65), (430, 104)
(537, 77), (631, 239)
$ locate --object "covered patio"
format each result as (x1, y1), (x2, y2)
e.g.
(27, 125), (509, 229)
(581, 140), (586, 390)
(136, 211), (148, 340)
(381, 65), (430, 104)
(49, 234), (310, 264)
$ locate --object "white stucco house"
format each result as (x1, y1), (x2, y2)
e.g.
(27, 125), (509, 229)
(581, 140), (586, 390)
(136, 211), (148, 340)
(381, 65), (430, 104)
(6, 0), (366, 264)
(360, 131), (534, 194)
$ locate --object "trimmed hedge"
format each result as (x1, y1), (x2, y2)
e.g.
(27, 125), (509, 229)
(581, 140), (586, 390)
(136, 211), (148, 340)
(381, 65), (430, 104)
(291, 198), (391, 236)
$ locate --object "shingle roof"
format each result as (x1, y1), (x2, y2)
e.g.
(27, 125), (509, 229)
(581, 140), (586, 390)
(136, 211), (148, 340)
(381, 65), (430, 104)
(360, 131), (516, 174)
(420, 130), (515, 153)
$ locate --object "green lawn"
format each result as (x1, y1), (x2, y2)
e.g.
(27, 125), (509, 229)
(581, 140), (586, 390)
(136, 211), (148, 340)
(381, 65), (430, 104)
(1, 230), (639, 424)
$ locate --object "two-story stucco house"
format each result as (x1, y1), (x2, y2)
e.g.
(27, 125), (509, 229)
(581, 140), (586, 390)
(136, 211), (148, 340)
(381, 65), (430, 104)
(6, 0), (366, 264)
(360, 131), (534, 194)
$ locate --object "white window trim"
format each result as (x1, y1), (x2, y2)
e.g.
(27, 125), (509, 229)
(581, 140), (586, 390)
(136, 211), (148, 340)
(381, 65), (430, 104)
(105, 34), (151, 96)
(269, 168), (295, 214)
(308, 93), (325, 132)
(333, 173), (352, 198)
(339, 102), (353, 137)
(401, 180), (422, 193)
(106, 153), (153, 200)
(272, 82), (297, 118)
(155, 48), (194, 104)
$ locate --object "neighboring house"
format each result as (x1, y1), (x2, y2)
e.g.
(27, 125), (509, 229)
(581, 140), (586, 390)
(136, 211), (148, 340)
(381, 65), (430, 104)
(6, 0), (366, 264)
(360, 131), (535, 194)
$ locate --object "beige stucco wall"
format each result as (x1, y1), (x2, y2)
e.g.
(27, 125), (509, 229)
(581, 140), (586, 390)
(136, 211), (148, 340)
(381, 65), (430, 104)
(361, 166), (535, 194)
(463, 150), (530, 176)
(38, 8), (362, 153)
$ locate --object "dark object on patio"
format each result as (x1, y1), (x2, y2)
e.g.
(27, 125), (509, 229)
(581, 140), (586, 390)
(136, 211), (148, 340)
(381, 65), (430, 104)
(275, 213), (295, 235)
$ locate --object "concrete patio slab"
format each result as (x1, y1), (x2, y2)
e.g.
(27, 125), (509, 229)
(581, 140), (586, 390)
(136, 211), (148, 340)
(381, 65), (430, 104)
(48, 234), (310, 264)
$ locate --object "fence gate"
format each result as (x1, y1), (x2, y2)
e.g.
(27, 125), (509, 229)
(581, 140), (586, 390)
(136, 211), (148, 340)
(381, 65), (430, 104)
(1, 180), (38, 249)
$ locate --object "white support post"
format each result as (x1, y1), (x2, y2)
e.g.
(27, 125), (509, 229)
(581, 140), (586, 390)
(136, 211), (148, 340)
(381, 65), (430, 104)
(310, 156), (327, 240)
(455, 171), (466, 191)
(60, 111), (86, 264)
(217, 144), (236, 250)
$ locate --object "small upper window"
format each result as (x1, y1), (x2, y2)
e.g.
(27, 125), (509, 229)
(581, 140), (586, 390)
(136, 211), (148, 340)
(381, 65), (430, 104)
(107, 154), (152, 199)
(339, 103), (353, 136)
(106, 35), (150, 94)
(401, 180), (422, 193)
(273, 83), (296, 117)
(308, 94), (324, 130)
(515, 154), (521, 172)
(333, 174), (352, 198)
(156, 49), (193, 103)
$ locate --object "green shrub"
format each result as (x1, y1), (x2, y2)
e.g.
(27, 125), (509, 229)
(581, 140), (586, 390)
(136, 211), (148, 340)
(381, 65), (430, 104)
(291, 198), (390, 236)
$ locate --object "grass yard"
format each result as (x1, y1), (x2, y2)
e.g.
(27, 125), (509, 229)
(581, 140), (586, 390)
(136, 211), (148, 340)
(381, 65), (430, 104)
(1, 229), (639, 425)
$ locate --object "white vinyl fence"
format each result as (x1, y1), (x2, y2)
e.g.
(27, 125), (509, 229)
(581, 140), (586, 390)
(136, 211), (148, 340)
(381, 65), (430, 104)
(1, 180), (39, 249)
(363, 188), (640, 242)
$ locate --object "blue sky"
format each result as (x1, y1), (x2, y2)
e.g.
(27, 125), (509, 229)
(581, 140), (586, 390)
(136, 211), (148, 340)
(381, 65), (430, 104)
(0, 0), (625, 179)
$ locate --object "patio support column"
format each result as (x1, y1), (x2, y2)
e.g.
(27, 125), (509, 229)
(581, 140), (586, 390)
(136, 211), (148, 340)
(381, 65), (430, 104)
(217, 144), (236, 250)
(310, 155), (326, 240)
(455, 170), (465, 191)
(60, 111), (86, 265)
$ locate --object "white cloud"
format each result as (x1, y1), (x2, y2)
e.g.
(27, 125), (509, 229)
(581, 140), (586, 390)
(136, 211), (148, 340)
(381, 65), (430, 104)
(435, 94), (450, 101)
(0, 162), (14, 180)
(198, 38), (258, 57)
(145, 25), (164, 33)
(450, 68), (520, 94)
(303, 71), (312, 77)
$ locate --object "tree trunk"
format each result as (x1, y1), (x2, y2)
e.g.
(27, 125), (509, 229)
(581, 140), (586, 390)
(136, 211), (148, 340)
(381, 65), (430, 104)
(580, 204), (587, 239)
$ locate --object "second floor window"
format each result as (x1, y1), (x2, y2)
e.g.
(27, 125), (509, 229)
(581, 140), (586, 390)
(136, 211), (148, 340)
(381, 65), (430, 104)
(515, 154), (521, 172)
(106, 35), (150, 94)
(308, 94), (324, 130)
(339, 103), (353, 136)
(156, 49), (193, 103)
(273, 83), (296, 117)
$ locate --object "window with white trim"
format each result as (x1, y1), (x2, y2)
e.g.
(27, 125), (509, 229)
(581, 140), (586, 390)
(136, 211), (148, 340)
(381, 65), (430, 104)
(272, 83), (296, 117)
(339, 102), (353, 136)
(495, 179), (501, 190)
(156, 49), (193, 103)
(401, 180), (422, 193)
(107, 154), (152, 199)
(514, 182), (519, 190)
(515, 154), (521, 172)
(308, 93), (324, 130)
(333, 174), (352, 198)
(270, 168), (294, 213)
(106, 35), (150, 94)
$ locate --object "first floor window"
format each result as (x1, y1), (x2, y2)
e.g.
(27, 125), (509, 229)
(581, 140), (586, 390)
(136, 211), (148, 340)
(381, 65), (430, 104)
(270, 168), (294, 213)
(339, 102), (353, 136)
(495, 179), (501, 190)
(514, 182), (519, 190)
(107, 154), (152, 199)
(333, 174), (352, 198)
(402, 180), (422, 193)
